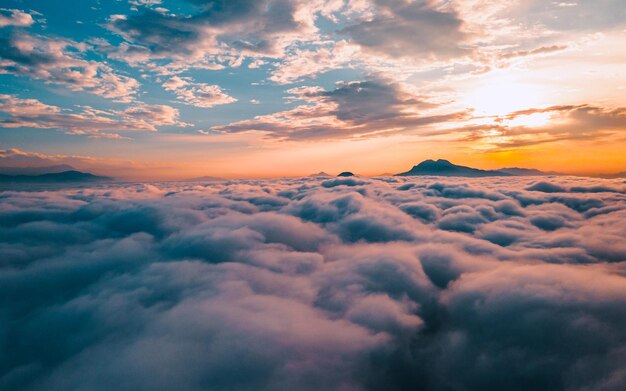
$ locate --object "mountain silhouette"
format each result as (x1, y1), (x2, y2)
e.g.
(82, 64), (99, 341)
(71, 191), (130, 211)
(187, 176), (224, 182)
(497, 167), (556, 176)
(0, 164), (76, 175)
(599, 171), (626, 179)
(337, 171), (355, 177)
(0, 170), (110, 183)
(309, 172), (332, 177)
(396, 159), (510, 177)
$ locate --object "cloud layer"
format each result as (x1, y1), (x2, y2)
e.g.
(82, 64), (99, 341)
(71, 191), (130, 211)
(1, 176), (625, 390)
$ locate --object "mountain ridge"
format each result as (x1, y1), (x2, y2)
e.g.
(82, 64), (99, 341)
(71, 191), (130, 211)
(0, 170), (111, 183)
(0, 164), (76, 175)
(397, 159), (509, 177)
(396, 159), (555, 177)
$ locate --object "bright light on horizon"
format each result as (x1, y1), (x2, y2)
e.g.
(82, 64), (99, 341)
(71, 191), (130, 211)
(462, 75), (545, 117)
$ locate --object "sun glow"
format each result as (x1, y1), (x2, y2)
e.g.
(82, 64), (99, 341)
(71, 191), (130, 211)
(504, 112), (552, 127)
(463, 75), (545, 117)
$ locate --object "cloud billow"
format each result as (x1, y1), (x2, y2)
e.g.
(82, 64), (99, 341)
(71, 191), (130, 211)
(1, 176), (626, 390)
(213, 78), (465, 140)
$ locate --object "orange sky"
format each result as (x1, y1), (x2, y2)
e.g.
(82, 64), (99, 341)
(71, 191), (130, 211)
(1, 1), (626, 179)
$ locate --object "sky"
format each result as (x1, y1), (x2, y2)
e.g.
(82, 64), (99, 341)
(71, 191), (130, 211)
(0, 0), (625, 179)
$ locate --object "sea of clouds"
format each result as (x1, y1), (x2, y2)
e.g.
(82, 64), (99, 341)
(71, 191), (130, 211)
(1, 175), (626, 391)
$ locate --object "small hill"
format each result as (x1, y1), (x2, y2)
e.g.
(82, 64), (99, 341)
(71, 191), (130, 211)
(497, 167), (555, 176)
(186, 176), (224, 182)
(309, 172), (332, 177)
(599, 171), (626, 179)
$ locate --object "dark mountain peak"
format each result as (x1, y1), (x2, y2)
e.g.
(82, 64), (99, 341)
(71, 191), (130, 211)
(414, 159), (454, 169)
(397, 159), (510, 177)
(338, 171), (355, 177)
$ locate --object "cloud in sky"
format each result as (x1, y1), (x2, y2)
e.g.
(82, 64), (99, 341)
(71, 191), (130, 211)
(0, 95), (189, 138)
(162, 76), (237, 108)
(1, 1), (626, 174)
(213, 78), (466, 140)
(340, 0), (470, 60)
(454, 104), (626, 150)
(0, 8), (34, 27)
(104, 0), (338, 69)
(504, 0), (626, 32)
(268, 41), (358, 84)
(1, 176), (626, 390)
(0, 32), (140, 102)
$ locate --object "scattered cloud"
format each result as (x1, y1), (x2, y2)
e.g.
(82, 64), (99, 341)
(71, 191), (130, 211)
(0, 8), (34, 28)
(0, 33), (139, 101)
(269, 41), (358, 84)
(104, 1), (340, 72)
(213, 78), (466, 140)
(162, 76), (237, 108)
(340, 0), (471, 60)
(498, 44), (569, 60)
(505, 0), (626, 31)
(128, 0), (162, 7)
(0, 95), (189, 137)
(460, 104), (626, 150)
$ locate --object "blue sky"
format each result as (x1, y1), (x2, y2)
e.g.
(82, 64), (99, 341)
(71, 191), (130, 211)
(1, 0), (626, 178)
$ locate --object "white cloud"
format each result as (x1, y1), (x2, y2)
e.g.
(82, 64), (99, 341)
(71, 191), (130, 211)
(269, 41), (359, 84)
(0, 94), (190, 137)
(0, 8), (34, 28)
(162, 76), (237, 108)
(0, 33), (139, 101)
(213, 78), (464, 140)
(1, 175), (625, 390)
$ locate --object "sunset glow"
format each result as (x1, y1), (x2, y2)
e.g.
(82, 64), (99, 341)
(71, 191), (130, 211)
(2, 2), (626, 390)
(0, 1), (624, 178)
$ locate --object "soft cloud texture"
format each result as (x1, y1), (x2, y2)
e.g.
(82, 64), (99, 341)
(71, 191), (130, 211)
(340, 0), (471, 60)
(0, 33), (139, 102)
(0, 9), (34, 27)
(457, 104), (626, 150)
(162, 76), (237, 108)
(269, 41), (358, 84)
(2, 1), (626, 165)
(0, 95), (189, 137)
(104, 0), (343, 71)
(214, 78), (464, 139)
(1, 175), (625, 390)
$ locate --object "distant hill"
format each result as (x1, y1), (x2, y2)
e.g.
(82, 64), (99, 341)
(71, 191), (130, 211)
(186, 176), (224, 182)
(396, 159), (510, 177)
(497, 167), (556, 176)
(0, 170), (110, 183)
(0, 164), (76, 175)
(309, 172), (332, 177)
(337, 171), (355, 177)
(598, 171), (626, 179)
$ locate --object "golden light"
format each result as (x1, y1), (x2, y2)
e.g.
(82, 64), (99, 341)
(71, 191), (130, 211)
(462, 74), (545, 117)
(504, 112), (552, 127)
